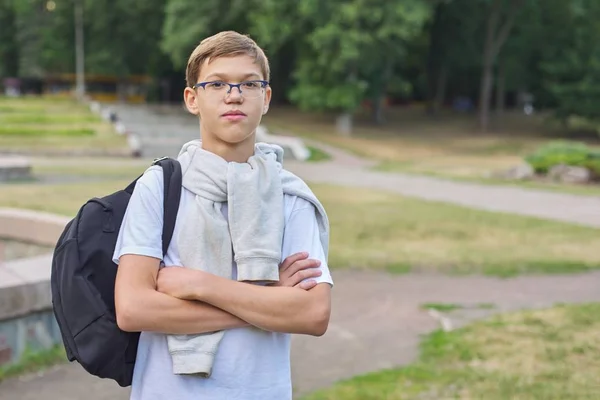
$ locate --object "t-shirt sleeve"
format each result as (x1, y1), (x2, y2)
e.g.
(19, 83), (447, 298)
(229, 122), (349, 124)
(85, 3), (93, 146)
(282, 197), (333, 287)
(112, 167), (164, 264)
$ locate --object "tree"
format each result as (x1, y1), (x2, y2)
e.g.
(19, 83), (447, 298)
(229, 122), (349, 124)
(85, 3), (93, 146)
(161, 0), (254, 69)
(478, 0), (525, 131)
(257, 0), (431, 134)
(540, 0), (600, 129)
(0, 0), (19, 77)
(425, 0), (482, 115)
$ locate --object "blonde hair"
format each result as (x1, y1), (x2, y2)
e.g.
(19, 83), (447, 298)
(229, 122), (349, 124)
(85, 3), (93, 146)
(186, 31), (270, 88)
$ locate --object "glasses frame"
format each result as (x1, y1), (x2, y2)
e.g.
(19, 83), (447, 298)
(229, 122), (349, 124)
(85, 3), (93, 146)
(192, 80), (269, 98)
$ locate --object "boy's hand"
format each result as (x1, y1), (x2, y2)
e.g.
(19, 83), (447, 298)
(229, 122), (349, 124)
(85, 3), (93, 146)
(156, 267), (202, 300)
(273, 252), (322, 290)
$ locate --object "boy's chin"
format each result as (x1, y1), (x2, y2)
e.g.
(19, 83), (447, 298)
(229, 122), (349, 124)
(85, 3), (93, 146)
(217, 130), (256, 145)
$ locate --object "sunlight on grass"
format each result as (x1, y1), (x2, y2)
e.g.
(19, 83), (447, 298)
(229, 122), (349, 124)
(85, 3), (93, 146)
(0, 96), (128, 154)
(315, 184), (600, 276)
(303, 303), (600, 400)
(3, 175), (599, 276)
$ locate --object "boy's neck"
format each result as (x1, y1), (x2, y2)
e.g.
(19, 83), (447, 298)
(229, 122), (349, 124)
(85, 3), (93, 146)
(200, 136), (255, 163)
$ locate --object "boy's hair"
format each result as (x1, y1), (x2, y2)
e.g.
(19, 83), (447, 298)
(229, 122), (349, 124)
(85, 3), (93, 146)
(186, 31), (270, 88)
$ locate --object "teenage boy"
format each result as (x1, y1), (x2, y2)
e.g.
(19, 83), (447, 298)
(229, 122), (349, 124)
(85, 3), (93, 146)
(112, 30), (333, 400)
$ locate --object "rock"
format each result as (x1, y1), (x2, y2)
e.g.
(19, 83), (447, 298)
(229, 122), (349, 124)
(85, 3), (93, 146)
(548, 164), (591, 184)
(126, 133), (142, 158)
(89, 101), (101, 114)
(0, 155), (32, 182)
(255, 125), (310, 161)
(114, 122), (127, 135)
(497, 163), (535, 180)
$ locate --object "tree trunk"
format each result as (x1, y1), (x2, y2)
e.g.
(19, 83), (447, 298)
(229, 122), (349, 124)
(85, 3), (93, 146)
(496, 62), (505, 116)
(336, 112), (353, 137)
(479, 62), (494, 132)
(478, 0), (524, 132)
(425, 2), (444, 116)
(372, 58), (393, 124)
(373, 95), (385, 125)
(433, 66), (447, 115)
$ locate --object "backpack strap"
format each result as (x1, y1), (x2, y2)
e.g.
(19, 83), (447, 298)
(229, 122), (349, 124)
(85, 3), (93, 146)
(153, 157), (182, 256)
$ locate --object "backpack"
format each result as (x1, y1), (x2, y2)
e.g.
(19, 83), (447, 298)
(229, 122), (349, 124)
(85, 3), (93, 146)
(50, 157), (182, 387)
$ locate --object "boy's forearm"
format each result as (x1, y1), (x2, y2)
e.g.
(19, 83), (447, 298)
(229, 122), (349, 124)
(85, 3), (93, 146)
(193, 274), (329, 336)
(117, 288), (249, 335)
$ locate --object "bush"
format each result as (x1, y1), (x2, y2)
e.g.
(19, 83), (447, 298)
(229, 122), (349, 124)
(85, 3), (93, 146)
(525, 140), (591, 173)
(583, 152), (600, 177)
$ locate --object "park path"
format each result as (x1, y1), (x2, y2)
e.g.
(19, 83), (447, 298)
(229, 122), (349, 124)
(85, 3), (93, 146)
(3, 103), (600, 399)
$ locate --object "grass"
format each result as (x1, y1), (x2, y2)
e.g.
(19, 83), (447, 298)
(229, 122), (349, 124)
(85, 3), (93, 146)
(263, 106), (600, 196)
(302, 303), (600, 400)
(316, 184), (600, 276)
(0, 114), (100, 124)
(3, 167), (600, 276)
(420, 303), (464, 312)
(307, 145), (332, 162)
(31, 158), (150, 180)
(0, 345), (67, 383)
(0, 96), (128, 155)
(420, 303), (497, 312)
(0, 126), (95, 137)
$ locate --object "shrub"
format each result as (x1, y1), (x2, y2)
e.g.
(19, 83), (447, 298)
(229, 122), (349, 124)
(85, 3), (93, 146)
(525, 140), (591, 173)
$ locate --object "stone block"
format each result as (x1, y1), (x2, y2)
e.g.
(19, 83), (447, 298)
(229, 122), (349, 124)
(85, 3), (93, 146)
(0, 208), (70, 246)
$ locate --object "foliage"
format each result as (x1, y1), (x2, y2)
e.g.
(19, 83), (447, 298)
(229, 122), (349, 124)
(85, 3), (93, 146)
(525, 140), (600, 176)
(288, 0), (432, 113)
(540, 0), (600, 124)
(3, 0), (600, 127)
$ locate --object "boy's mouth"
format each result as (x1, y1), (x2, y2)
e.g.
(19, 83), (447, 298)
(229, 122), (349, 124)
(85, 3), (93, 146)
(221, 110), (247, 122)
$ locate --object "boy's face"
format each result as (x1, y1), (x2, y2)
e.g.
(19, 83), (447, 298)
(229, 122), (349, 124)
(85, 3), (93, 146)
(184, 54), (271, 146)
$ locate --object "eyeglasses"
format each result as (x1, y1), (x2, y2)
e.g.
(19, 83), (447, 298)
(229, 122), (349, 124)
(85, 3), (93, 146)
(193, 80), (269, 99)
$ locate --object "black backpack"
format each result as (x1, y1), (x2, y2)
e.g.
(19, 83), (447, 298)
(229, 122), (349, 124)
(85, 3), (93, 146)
(50, 157), (182, 387)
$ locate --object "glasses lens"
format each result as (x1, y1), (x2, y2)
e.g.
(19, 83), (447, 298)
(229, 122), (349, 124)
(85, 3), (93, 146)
(202, 81), (265, 100)
(239, 81), (263, 98)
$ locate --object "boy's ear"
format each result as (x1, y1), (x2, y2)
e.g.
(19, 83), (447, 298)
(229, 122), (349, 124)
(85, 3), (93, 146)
(263, 86), (272, 115)
(183, 87), (200, 116)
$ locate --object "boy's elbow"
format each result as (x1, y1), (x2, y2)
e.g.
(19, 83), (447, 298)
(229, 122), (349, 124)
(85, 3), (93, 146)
(308, 304), (331, 337)
(115, 298), (140, 332)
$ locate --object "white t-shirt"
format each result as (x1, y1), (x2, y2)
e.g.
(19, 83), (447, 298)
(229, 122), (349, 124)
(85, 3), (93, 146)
(112, 166), (334, 400)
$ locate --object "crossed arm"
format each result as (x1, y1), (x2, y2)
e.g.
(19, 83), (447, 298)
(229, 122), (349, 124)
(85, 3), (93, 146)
(115, 252), (331, 336)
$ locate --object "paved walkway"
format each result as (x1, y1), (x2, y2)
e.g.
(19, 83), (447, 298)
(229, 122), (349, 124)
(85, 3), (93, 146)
(3, 104), (600, 399)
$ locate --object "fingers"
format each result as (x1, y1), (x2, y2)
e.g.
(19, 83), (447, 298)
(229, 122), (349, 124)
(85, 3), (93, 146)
(296, 279), (318, 290)
(279, 252), (309, 273)
(288, 268), (322, 288)
(285, 258), (321, 278)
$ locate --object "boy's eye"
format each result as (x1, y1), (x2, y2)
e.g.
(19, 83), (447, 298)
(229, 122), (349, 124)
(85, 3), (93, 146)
(242, 81), (260, 89)
(206, 82), (226, 89)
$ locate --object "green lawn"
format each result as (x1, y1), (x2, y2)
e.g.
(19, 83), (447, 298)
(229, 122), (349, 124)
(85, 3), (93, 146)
(303, 303), (600, 400)
(2, 168), (600, 276)
(0, 96), (128, 155)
